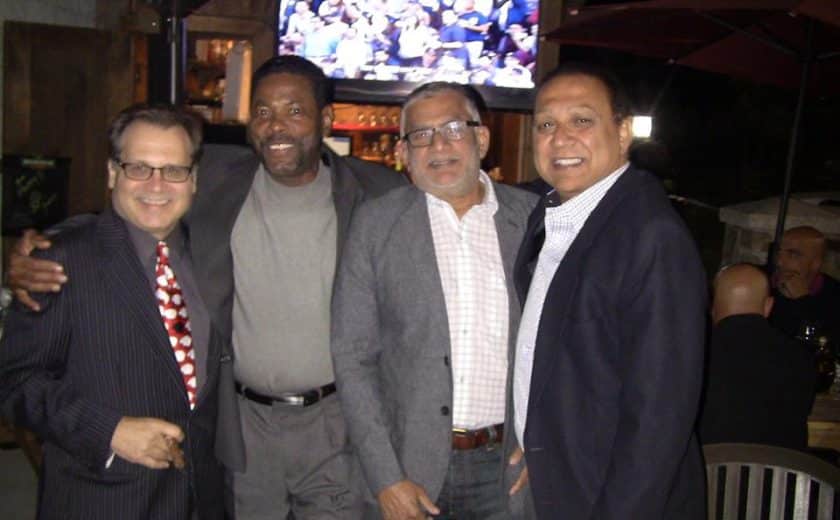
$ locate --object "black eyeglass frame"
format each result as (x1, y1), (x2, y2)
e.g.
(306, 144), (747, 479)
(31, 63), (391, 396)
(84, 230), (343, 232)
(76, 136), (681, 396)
(113, 160), (195, 183)
(401, 120), (481, 148)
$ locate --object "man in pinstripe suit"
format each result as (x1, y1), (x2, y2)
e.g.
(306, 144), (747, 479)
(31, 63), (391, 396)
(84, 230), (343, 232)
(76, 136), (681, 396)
(0, 104), (224, 519)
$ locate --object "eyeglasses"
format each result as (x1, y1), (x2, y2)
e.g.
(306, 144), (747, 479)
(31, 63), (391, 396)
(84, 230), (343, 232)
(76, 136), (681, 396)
(114, 161), (194, 183)
(402, 120), (480, 148)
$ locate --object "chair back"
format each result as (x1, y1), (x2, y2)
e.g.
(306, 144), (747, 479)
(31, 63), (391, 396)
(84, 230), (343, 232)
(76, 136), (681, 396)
(704, 443), (840, 519)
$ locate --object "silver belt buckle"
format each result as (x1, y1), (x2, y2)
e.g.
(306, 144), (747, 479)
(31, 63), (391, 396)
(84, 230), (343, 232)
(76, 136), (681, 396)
(285, 395), (305, 406)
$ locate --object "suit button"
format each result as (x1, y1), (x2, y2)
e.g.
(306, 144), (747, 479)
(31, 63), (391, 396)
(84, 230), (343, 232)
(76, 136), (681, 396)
(440, 406), (450, 416)
(444, 356), (449, 366)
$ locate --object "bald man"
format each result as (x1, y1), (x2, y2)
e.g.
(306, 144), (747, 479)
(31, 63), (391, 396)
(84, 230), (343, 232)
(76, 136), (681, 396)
(699, 263), (816, 450)
(770, 226), (840, 341)
(711, 264), (774, 325)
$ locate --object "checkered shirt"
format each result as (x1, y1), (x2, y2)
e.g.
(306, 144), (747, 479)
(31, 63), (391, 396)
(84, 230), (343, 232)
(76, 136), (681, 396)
(427, 171), (509, 430)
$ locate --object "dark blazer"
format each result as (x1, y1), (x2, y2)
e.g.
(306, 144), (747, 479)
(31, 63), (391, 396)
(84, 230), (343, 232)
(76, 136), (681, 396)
(185, 144), (407, 471)
(331, 182), (537, 508)
(699, 314), (816, 450)
(0, 209), (224, 520)
(514, 165), (708, 519)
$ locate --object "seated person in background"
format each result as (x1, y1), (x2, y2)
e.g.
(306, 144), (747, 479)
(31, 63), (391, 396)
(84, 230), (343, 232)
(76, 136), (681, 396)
(770, 226), (840, 342)
(699, 263), (816, 451)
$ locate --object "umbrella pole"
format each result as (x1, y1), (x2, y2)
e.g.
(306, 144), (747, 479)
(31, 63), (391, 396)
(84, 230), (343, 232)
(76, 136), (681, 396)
(771, 20), (814, 264)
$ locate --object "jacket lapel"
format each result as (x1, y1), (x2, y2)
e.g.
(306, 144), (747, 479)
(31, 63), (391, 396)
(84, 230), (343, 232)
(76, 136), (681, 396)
(528, 168), (642, 407)
(97, 209), (192, 400)
(326, 147), (363, 268)
(195, 325), (223, 408)
(514, 202), (546, 303)
(495, 186), (534, 465)
(494, 186), (529, 361)
(395, 188), (452, 357)
(188, 154), (258, 265)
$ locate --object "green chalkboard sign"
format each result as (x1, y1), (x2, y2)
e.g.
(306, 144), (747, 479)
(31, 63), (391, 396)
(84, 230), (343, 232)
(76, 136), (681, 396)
(2, 155), (69, 235)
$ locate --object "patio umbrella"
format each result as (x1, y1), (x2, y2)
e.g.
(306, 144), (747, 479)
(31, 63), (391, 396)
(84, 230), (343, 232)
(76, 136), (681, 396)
(545, 0), (840, 252)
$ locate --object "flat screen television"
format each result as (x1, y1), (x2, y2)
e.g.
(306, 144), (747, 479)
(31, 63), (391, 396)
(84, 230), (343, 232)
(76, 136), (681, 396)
(277, 0), (540, 111)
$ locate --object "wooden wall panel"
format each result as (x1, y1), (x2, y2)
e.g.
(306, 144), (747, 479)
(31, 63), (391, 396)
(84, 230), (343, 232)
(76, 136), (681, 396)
(483, 111), (527, 185)
(3, 22), (134, 217)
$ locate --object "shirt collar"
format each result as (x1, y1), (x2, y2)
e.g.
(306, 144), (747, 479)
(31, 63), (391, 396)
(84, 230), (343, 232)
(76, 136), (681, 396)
(124, 215), (187, 271)
(425, 170), (499, 217)
(544, 161), (629, 233)
(256, 159), (330, 188)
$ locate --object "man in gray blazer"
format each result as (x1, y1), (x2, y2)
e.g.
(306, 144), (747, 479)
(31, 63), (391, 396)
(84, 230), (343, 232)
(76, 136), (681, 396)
(7, 56), (406, 519)
(331, 82), (537, 519)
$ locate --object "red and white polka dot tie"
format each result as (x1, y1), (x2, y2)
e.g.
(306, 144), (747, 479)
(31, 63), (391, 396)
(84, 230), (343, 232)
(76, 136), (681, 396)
(155, 241), (197, 409)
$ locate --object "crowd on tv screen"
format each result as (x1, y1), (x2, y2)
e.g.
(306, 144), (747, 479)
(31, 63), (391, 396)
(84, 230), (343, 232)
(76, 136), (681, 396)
(279, 0), (539, 88)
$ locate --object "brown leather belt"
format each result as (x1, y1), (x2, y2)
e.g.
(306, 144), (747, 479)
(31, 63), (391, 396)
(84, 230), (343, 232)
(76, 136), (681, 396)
(235, 382), (336, 407)
(451, 424), (504, 450)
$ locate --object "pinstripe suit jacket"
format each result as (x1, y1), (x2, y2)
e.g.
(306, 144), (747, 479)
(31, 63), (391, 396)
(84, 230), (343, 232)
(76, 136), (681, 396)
(0, 208), (224, 520)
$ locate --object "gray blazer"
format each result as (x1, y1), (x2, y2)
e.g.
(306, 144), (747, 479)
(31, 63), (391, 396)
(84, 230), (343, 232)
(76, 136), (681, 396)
(331, 181), (538, 510)
(186, 144), (407, 471)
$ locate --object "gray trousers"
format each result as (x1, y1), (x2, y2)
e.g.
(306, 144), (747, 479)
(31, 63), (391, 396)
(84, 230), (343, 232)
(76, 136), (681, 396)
(229, 393), (362, 519)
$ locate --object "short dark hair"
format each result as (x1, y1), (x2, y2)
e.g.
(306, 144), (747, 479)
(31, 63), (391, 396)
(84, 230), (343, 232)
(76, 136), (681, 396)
(251, 56), (333, 110)
(108, 103), (203, 164)
(538, 62), (633, 122)
(400, 82), (486, 132)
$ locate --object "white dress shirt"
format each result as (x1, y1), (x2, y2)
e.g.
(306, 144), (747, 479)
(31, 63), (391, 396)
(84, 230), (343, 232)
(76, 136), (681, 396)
(514, 162), (630, 448)
(427, 171), (509, 430)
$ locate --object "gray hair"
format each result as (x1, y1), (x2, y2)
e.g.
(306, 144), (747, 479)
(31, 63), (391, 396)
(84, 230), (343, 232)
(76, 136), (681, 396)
(400, 82), (483, 134)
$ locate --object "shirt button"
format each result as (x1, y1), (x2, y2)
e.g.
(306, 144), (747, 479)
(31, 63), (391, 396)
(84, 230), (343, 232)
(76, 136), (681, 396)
(444, 356), (450, 366)
(441, 406), (450, 416)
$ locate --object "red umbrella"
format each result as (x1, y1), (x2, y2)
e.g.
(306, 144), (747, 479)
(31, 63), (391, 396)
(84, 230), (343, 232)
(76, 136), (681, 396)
(546, 0), (840, 249)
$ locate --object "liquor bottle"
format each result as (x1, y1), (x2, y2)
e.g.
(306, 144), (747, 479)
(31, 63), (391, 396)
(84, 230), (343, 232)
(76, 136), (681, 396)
(799, 322), (834, 393)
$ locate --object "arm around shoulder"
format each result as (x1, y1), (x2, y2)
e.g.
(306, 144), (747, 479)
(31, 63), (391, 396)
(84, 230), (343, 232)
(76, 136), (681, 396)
(7, 214), (97, 309)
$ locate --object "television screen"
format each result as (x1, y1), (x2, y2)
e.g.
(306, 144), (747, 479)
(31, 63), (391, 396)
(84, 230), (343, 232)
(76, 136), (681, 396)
(277, 0), (540, 110)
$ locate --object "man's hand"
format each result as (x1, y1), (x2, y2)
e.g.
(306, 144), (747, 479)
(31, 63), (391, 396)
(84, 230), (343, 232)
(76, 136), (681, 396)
(110, 417), (185, 470)
(7, 229), (67, 312)
(508, 446), (529, 495)
(776, 271), (809, 299)
(378, 480), (440, 520)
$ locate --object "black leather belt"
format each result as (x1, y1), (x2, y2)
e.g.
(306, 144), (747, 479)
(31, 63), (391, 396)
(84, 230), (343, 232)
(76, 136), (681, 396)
(235, 382), (336, 407)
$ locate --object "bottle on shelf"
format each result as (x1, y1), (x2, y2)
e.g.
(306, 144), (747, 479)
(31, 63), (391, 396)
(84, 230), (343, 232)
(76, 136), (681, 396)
(798, 322), (834, 393)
